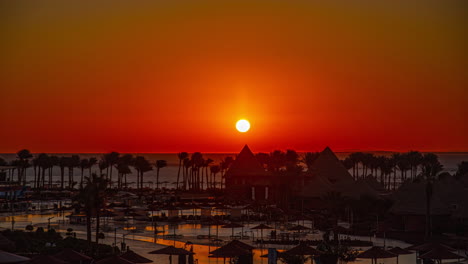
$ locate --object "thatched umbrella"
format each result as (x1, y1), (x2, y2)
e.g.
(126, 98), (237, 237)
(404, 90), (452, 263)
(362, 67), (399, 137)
(148, 246), (194, 264)
(0, 250), (30, 264)
(29, 255), (70, 264)
(53, 249), (93, 264)
(221, 223), (244, 238)
(419, 246), (464, 262)
(96, 256), (135, 264)
(284, 244), (323, 256)
(120, 251), (153, 263)
(356, 246), (397, 264)
(388, 247), (412, 264)
(209, 241), (252, 264)
(284, 243), (323, 264)
(251, 224), (273, 241)
(407, 242), (455, 252)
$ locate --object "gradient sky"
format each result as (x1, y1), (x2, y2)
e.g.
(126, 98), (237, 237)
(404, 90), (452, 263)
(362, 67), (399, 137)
(1, 1), (467, 153)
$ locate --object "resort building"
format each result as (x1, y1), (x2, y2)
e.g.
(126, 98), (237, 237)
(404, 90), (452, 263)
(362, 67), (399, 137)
(224, 145), (379, 208)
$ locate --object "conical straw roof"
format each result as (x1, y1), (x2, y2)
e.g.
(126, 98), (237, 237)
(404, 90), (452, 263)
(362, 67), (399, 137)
(357, 247), (397, 259)
(120, 251), (153, 263)
(54, 249), (92, 262)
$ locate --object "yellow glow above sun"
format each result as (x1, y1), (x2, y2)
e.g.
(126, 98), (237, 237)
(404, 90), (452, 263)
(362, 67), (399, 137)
(236, 119), (250, 133)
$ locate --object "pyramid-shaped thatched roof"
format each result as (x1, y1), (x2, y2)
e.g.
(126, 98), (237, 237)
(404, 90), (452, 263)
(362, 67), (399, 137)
(334, 180), (379, 199)
(225, 145), (267, 178)
(299, 173), (334, 197)
(309, 147), (354, 184)
(390, 181), (450, 215)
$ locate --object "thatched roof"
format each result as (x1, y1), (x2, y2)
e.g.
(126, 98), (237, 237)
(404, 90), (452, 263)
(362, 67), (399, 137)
(148, 246), (194, 255)
(225, 145), (267, 178)
(388, 247), (412, 255)
(333, 180), (378, 199)
(356, 247), (397, 259)
(308, 147), (354, 184)
(390, 182), (450, 216)
(95, 256), (135, 264)
(29, 255), (69, 264)
(284, 244), (323, 256)
(419, 247), (464, 260)
(120, 251), (152, 263)
(299, 173), (334, 198)
(53, 249), (92, 263)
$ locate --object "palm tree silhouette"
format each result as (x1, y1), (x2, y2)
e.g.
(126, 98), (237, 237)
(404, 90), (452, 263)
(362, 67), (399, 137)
(103, 152), (119, 185)
(155, 160), (167, 189)
(16, 149), (32, 184)
(68, 155), (81, 189)
(116, 154), (133, 189)
(204, 158), (214, 189)
(58, 157), (68, 189)
(183, 158), (191, 190)
(210, 165), (221, 189)
(302, 152), (319, 171)
(133, 156), (152, 189)
(80, 158), (89, 187)
(88, 157), (97, 176)
(74, 173), (108, 246)
(176, 152), (188, 190)
(420, 153), (443, 238)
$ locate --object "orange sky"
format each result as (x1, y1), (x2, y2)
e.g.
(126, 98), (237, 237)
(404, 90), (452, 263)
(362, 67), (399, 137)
(1, 1), (467, 153)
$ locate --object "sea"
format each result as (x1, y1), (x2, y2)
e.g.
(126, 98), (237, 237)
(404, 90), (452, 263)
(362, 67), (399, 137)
(0, 152), (467, 188)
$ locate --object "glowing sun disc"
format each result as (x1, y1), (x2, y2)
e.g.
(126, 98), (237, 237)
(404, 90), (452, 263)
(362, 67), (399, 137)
(236, 119), (250, 133)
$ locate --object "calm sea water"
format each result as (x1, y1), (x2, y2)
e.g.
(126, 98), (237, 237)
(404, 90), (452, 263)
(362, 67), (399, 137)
(0, 152), (466, 188)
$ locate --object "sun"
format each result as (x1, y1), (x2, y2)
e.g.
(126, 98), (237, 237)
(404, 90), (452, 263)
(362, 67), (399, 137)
(236, 119), (250, 133)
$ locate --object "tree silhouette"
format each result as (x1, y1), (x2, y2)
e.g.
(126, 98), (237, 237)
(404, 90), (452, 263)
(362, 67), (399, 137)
(155, 160), (167, 189)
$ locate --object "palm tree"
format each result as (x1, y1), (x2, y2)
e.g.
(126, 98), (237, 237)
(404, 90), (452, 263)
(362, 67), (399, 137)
(176, 152), (188, 190)
(210, 165), (221, 189)
(35, 153), (49, 188)
(80, 159), (90, 187)
(348, 152), (362, 179)
(183, 158), (191, 190)
(256, 152), (270, 169)
(103, 152), (119, 185)
(204, 158), (214, 189)
(48, 155), (59, 187)
(219, 156), (233, 189)
(68, 155), (81, 189)
(98, 160), (108, 176)
(155, 160), (167, 189)
(58, 157), (68, 189)
(190, 153), (203, 190)
(407, 151), (423, 179)
(88, 157), (97, 176)
(74, 173), (108, 245)
(133, 156), (152, 189)
(116, 154), (133, 189)
(269, 150), (286, 172)
(16, 149), (32, 184)
(455, 161), (468, 179)
(397, 154), (411, 188)
(302, 152), (320, 171)
(420, 153), (443, 238)
(285, 149), (299, 172)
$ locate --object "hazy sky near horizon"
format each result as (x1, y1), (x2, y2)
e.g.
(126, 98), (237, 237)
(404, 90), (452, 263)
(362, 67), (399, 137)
(1, 1), (467, 153)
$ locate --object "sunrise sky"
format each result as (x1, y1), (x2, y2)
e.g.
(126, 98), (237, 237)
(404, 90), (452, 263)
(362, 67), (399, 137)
(1, 1), (467, 153)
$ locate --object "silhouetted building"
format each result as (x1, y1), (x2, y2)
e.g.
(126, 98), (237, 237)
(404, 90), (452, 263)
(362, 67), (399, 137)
(224, 145), (273, 202)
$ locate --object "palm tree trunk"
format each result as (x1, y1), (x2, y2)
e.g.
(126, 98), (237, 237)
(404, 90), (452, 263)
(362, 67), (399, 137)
(86, 213), (92, 244)
(177, 160), (182, 189)
(95, 210), (100, 244)
(156, 168), (160, 189)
